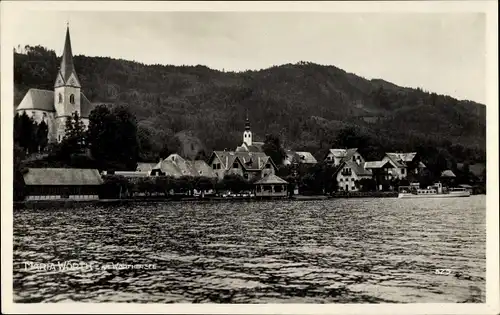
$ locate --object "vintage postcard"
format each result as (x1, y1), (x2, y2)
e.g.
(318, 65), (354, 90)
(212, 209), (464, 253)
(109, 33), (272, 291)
(1, 1), (498, 314)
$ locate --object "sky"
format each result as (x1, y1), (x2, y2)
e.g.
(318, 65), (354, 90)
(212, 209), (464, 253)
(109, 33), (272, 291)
(9, 10), (487, 104)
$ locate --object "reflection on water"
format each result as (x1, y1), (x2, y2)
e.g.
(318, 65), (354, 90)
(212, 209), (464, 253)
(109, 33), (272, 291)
(13, 196), (485, 303)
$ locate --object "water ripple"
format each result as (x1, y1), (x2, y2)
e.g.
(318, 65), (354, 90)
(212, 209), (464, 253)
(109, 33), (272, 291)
(13, 196), (485, 303)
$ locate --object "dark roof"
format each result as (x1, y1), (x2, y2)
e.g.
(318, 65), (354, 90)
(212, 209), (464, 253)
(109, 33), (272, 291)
(80, 94), (94, 118)
(211, 151), (274, 171)
(385, 152), (417, 168)
(23, 168), (103, 186)
(335, 160), (372, 177)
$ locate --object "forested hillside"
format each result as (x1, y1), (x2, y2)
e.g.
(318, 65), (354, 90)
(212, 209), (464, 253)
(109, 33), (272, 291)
(14, 45), (486, 164)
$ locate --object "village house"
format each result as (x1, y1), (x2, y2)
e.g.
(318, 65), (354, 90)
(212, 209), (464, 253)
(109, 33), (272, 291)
(335, 160), (373, 192)
(364, 160), (398, 191)
(324, 148), (372, 191)
(283, 150), (318, 166)
(325, 148), (365, 167)
(22, 168), (102, 201)
(15, 26), (94, 143)
(208, 151), (277, 181)
(381, 152), (426, 179)
(152, 154), (217, 179)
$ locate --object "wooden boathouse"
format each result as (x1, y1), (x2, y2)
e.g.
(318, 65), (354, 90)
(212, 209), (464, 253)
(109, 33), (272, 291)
(22, 168), (103, 201)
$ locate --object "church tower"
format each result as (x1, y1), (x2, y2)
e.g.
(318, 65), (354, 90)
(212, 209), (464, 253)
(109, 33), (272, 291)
(54, 25), (82, 142)
(243, 112), (252, 146)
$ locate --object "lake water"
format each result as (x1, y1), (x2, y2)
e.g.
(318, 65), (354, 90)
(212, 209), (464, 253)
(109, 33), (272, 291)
(13, 196), (486, 303)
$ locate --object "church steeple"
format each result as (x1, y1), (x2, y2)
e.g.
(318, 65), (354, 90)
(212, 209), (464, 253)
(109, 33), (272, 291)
(243, 110), (252, 146)
(245, 110), (251, 131)
(55, 25), (81, 88)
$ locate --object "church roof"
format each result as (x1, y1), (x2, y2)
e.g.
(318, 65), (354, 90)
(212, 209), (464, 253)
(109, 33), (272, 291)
(56, 26), (81, 88)
(15, 89), (94, 118)
(16, 89), (55, 112)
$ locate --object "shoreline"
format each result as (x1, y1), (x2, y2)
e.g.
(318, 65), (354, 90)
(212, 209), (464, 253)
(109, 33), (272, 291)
(13, 192), (404, 209)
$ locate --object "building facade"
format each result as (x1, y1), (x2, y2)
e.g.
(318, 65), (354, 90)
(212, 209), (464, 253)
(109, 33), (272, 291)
(22, 168), (103, 201)
(208, 151), (277, 181)
(15, 26), (94, 143)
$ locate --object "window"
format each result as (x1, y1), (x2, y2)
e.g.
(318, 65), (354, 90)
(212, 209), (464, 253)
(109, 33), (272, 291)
(340, 178), (343, 182)
(58, 93), (62, 103)
(244, 173), (249, 179)
(70, 94), (75, 104)
(353, 156), (355, 162)
(233, 162), (239, 168)
(265, 164), (271, 169)
(401, 168), (405, 175)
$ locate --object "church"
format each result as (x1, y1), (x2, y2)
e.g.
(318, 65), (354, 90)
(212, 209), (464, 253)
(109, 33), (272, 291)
(15, 26), (94, 143)
(235, 115), (265, 153)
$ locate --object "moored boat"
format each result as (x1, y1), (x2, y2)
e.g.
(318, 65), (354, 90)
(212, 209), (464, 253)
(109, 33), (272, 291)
(398, 182), (470, 199)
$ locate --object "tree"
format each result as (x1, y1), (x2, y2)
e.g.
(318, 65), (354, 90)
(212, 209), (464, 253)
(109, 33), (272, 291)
(87, 105), (139, 171)
(262, 134), (286, 166)
(358, 178), (377, 192)
(35, 120), (49, 152)
(221, 174), (249, 194)
(16, 112), (37, 154)
(59, 111), (87, 158)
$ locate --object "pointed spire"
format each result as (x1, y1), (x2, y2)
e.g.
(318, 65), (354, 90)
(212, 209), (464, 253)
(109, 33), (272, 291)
(55, 25), (80, 87)
(245, 109), (251, 131)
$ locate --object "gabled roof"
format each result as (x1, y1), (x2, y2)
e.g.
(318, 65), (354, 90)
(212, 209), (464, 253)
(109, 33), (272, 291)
(364, 160), (395, 169)
(23, 168), (103, 186)
(193, 160), (217, 178)
(255, 174), (288, 185)
(153, 160), (183, 177)
(295, 151), (317, 164)
(441, 170), (456, 178)
(211, 151), (275, 171)
(153, 155), (215, 178)
(16, 89), (55, 112)
(336, 160), (372, 177)
(327, 148), (358, 163)
(385, 152), (418, 168)
(236, 141), (265, 153)
(136, 163), (157, 172)
(80, 94), (94, 118)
